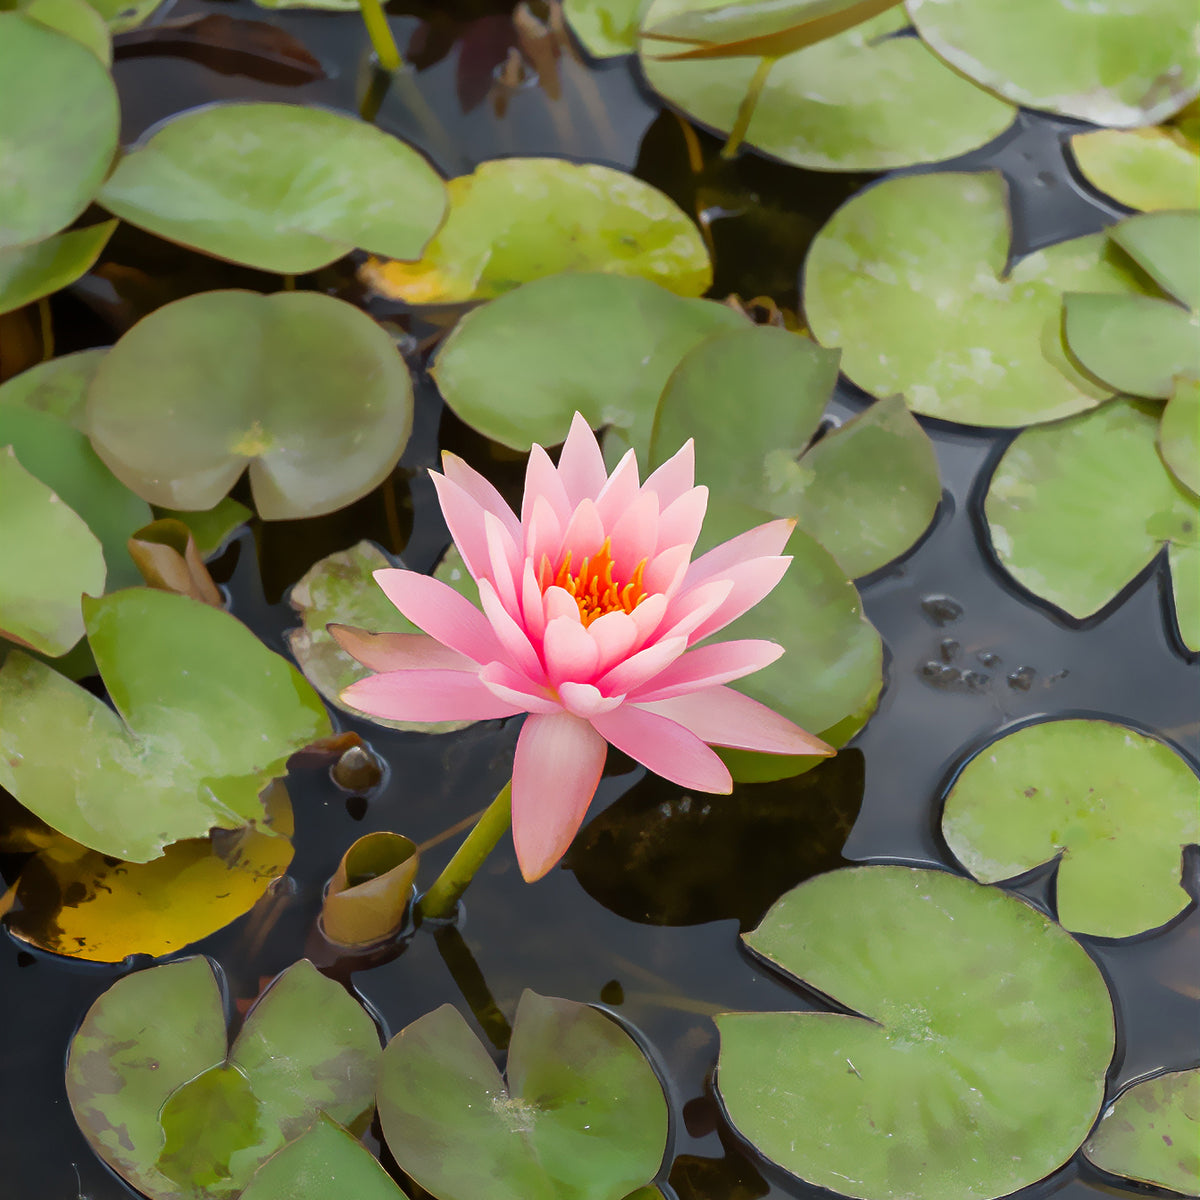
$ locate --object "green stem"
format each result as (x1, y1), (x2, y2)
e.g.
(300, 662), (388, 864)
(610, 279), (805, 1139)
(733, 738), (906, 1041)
(357, 0), (402, 72)
(433, 924), (512, 1051)
(721, 55), (776, 159)
(419, 781), (513, 919)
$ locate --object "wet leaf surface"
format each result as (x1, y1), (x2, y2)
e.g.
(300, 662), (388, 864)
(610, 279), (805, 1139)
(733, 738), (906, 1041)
(377, 990), (668, 1200)
(98, 102), (447, 274)
(717, 865), (1115, 1200)
(942, 718), (1200, 938)
(1070, 127), (1200, 212)
(804, 171), (1153, 426)
(86, 289), (415, 519)
(0, 220), (117, 316)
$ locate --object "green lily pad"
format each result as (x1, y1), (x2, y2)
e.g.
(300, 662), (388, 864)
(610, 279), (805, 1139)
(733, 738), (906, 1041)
(85, 289), (414, 519)
(907, 0), (1199, 127)
(0, 347), (106, 426)
(716, 865), (1115, 1200)
(0, 588), (331, 860)
(86, 0), (167, 30)
(98, 102), (447, 274)
(362, 158), (711, 304)
(1161, 376), (1200, 495)
(432, 272), (746, 451)
(984, 398), (1200, 649)
(639, 7), (1015, 171)
(1070, 127), (1200, 213)
(1084, 1069), (1200, 1194)
(942, 719), (1200, 938)
(377, 991), (668, 1200)
(0, 446), (105, 655)
(1110, 209), (1200, 312)
(563, 0), (645, 56)
(0, 403), (152, 590)
(804, 171), (1153, 426)
(21, 0), (111, 62)
(286, 540), (478, 734)
(0, 220), (117, 316)
(157, 497), (254, 557)
(66, 958), (381, 1199)
(239, 1117), (406, 1200)
(251, 0), (359, 8)
(0, 14), (119, 250)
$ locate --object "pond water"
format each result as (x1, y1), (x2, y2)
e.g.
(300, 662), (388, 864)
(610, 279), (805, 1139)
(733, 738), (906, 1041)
(1, 3), (1197, 1198)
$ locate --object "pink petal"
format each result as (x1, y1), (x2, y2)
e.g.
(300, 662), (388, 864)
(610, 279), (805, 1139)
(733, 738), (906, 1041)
(520, 560), (547, 645)
(523, 444), (572, 528)
(644, 543), (692, 596)
(642, 438), (695, 507)
(439, 453), (520, 540)
(558, 681), (624, 718)
(429, 473), (493, 582)
(543, 585), (581, 624)
(341, 669), (522, 722)
(556, 412), (609, 506)
(685, 518), (794, 586)
(607, 489), (660, 580)
(630, 639), (783, 700)
(686, 555), (792, 643)
(596, 634), (687, 695)
(484, 511), (520, 612)
(594, 449), (641, 528)
(524, 492), (564, 567)
(629, 591), (668, 646)
(642, 686), (835, 756)
(373, 569), (502, 665)
(659, 578), (734, 643)
(477, 577), (545, 680)
(479, 662), (560, 713)
(591, 704), (731, 792)
(328, 625), (476, 673)
(586, 609), (639, 675)
(512, 710), (607, 881)
(656, 487), (708, 557)
(544, 615), (601, 688)
(558, 498), (606, 564)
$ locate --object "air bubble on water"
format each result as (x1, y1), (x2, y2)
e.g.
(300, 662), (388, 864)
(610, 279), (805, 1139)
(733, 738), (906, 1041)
(939, 638), (960, 663)
(920, 594), (963, 626)
(977, 650), (1001, 668)
(1007, 666), (1036, 691)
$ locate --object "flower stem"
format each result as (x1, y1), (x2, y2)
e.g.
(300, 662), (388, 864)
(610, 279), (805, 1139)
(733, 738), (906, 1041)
(357, 0), (402, 72)
(418, 780), (513, 920)
(721, 55), (776, 159)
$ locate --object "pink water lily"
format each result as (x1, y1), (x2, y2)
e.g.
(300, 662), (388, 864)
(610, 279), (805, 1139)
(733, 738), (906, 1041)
(337, 413), (833, 881)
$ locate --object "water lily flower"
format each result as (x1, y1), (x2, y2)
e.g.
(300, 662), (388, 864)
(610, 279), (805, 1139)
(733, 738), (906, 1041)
(336, 413), (833, 882)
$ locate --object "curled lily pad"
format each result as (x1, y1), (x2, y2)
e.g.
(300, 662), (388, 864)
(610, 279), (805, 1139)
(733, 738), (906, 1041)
(66, 958), (382, 1199)
(0, 445), (105, 655)
(98, 102), (447, 274)
(716, 865), (1115, 1200)
(1070, 127), (1200, 212)
(1084, 1069), (1200, 1194)
(943, 719), (1200, 938)
(984, 398), (1199, 649)
(0, 14), (119, 249)
(1161, 376), (1200, 495)
(804, 171), (1152, 426)
(362, 158), (711, 304)
(0, 220), (117, 316)
(639, 7), (1015, 171)
(86, 290), (414, 519)
(129, 518), (223, 605)
(0, 588), (331, 861)
(377, 991), (668, 1200)
(5, 781), (294, 962)
(563, 0), (644, 56)
(907, 0), (1199, 127)
(320, 831), (418, 949)
(432, 272), (746, 451)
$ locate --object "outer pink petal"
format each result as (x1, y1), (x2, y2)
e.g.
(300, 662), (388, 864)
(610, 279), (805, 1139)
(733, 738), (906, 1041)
(328, 625), (476, 673)
(686, 555), (792, 643)
(428, 473), (492, 582)
(341, 669), (523, 722)
(477, 577), (545, 681)
(591, 704), (731, 793)
(484, 511), (521, 612)
(684, 518), (794, 586)
(655, 487), (708, 557)
(544, 615), (602, 687)
(594, 449), (641, 528)
(512, 710), (607, 881)
(642, 686), (835, 756)
(523, 444), (573, 529)
(630, 639), (783, 701)
(596, 634), (688, 696)
(478, 662), (561, 713)
(642, 439), (695, 507)
(373, 569), (502, 665)
(556, 412), (609, 506)
(659, 578), (734, 643)
(439, 453), (520, 540)
(520, 560), (547, 645)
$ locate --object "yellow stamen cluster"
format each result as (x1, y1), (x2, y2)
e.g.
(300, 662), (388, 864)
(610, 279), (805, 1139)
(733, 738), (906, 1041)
(538, 537), (648, 626)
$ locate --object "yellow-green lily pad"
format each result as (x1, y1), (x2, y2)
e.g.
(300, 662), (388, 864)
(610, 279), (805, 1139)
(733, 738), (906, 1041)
(1161, 376), (1200, 496)
(1070, 127), (1200, 213)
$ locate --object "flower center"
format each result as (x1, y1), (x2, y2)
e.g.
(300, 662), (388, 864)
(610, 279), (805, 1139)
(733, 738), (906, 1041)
(538, 537), (648, 626)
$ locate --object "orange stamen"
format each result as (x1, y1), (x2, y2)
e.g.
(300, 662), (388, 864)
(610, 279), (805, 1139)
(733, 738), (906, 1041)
(539, 537), (649, 626)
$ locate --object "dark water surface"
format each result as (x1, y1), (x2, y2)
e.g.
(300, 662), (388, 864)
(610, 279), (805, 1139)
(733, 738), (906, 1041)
(2, 3), (1198, 1197)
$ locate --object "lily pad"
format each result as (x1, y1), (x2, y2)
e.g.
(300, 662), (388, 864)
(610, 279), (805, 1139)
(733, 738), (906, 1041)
(286, 540), (479, 733)
(0, 220), (117, 316)
(1084, 1069), (1200, 1194)
(0, 588), (331, 861)
(432, 272), (746, 451)
(362, 158), (711, 304)
(87, 0), (168, 30)
(377, 991), (668, 1200)
(1161, 376), (1200, 495)
(320, 831), (418, 948)
(0, 347), (105, 426)
(1110, 209), (1200, 312)
(0, 445), (105, 655)
(984, 398), (1200, 649)
(0, 14), (119, 250)
(22, 0), (111, 62)
(639, 7), (1015, 171)
(6, 781), (295, 962)
(804, 171), (1153, 425)
(86, 289), (414, 519)
(943, 719), (1200, 938)
(66, 958), (381, 1199)
(907, 0), (1199, 127)
(716, 865), (1115, 1200)
(1070, 127), (1200, 212)
(98, 102), (447, 274)
(563, 0), (645, 56)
